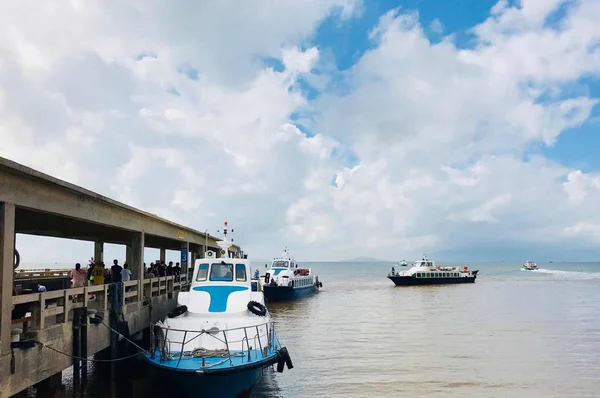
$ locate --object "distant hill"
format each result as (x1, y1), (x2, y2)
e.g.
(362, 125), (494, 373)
(341, 256), (387, 263)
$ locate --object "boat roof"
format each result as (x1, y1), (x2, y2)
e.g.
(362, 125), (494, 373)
(271, 247), (296, 266)
(413, 254), (435, 267)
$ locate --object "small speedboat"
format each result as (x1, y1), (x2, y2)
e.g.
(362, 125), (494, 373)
(262, 248), (322, 302)
(400, 260), (408, 267)
(388, 254), (478, 286)
(145, 223), (293, 397)
(523, 260), (538, 270)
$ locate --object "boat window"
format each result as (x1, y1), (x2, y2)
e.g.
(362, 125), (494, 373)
(210, 262), (234, 281)
(196, 263), (209, 281)
(272, 261), (288, 267)
(236, 264), (247, 282)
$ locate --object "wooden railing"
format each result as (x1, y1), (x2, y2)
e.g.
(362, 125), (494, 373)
(11, 275), (188, 331)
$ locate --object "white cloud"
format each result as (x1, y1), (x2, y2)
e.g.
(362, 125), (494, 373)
(281, 47), (320, 74)
(429, 18), (444, 34)
(2, 0), (600, 263)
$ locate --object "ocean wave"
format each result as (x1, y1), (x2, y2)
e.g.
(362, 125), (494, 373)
(528, 268), (600, 280)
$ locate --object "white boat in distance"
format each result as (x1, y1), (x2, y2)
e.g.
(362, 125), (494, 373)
(523, 260), (538, 270)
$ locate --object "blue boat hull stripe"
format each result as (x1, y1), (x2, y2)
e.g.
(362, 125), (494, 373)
(191, 286), (248, 312)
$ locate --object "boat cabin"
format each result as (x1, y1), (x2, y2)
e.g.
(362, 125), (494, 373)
(271, 258), (297, 269)
(178, 235), (260, 315)
(270, 252), (298, 276)
(414, 258), (435, 268)
(183, 257), (255, 314)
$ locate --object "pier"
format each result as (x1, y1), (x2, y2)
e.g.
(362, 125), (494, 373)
(0, 157), (241, 397)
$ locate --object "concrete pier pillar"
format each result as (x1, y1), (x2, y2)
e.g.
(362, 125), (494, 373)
(159, 248), (166, 263)
(126, 232), (144, 301)
(93, 241), (104, 263)
(189, 251), (196, 274)
(0, 202), (15, 355)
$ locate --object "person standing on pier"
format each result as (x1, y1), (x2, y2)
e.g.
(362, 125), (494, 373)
(172, 262), (180, 282)
(111, 259), (123, 283)
(158, 261), (166, 277)
(91, 262), (105, 285)
(71, 263), (86, 288)
(122, 263), (131, 282)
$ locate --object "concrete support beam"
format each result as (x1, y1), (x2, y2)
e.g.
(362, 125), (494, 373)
(93, 241), (104, 263)
(0, 202), (15, 355)
(159, 248), (166, 263)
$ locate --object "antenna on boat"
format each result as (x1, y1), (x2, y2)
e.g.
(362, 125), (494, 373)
(216, 220), (235, 259)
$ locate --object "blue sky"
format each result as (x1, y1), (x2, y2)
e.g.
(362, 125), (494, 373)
(311, 0), (600, 172)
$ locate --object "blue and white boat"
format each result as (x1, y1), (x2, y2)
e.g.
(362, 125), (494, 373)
(145, 227), (293, 398)
(262, 248), (322, 302)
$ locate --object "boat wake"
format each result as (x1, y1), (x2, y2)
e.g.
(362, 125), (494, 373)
(528, 268), (600, 280)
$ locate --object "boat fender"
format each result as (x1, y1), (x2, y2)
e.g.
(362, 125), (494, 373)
(13, 249), (20, 270)
(265, 272), (271, 284)
(276, 356), (285, 373)
(247, 301), (267, 317)
(277, 347), (293, 370)
(167, 305), (188, 318)
(318, 282), (323, 288)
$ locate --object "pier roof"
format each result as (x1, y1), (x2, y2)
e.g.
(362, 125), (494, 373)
(0, 156), (240, 252)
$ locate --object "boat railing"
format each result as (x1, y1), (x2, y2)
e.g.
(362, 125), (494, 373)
(150, 321), (276, 368)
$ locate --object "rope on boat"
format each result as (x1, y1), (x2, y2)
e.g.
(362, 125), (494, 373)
(187, 348), (244, 358)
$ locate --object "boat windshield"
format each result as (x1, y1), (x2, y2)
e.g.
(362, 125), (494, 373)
(196, 263), (209, 281)
(235, 263), (247, 282)
(272, 260), (288, 268)
(210, 262), (234, 281)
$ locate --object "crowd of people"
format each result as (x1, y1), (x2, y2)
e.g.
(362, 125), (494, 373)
(70, 259), (182, 287)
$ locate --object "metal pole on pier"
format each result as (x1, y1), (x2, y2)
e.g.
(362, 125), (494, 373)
(81, 306), (88, 388)
(72, 307), (82, 390)
(109, 283), (119, 398)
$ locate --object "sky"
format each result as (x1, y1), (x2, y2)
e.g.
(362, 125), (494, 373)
(2, 0), (600, 263)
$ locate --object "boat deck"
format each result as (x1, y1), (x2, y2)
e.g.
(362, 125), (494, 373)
(146, 346), (280, 372)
